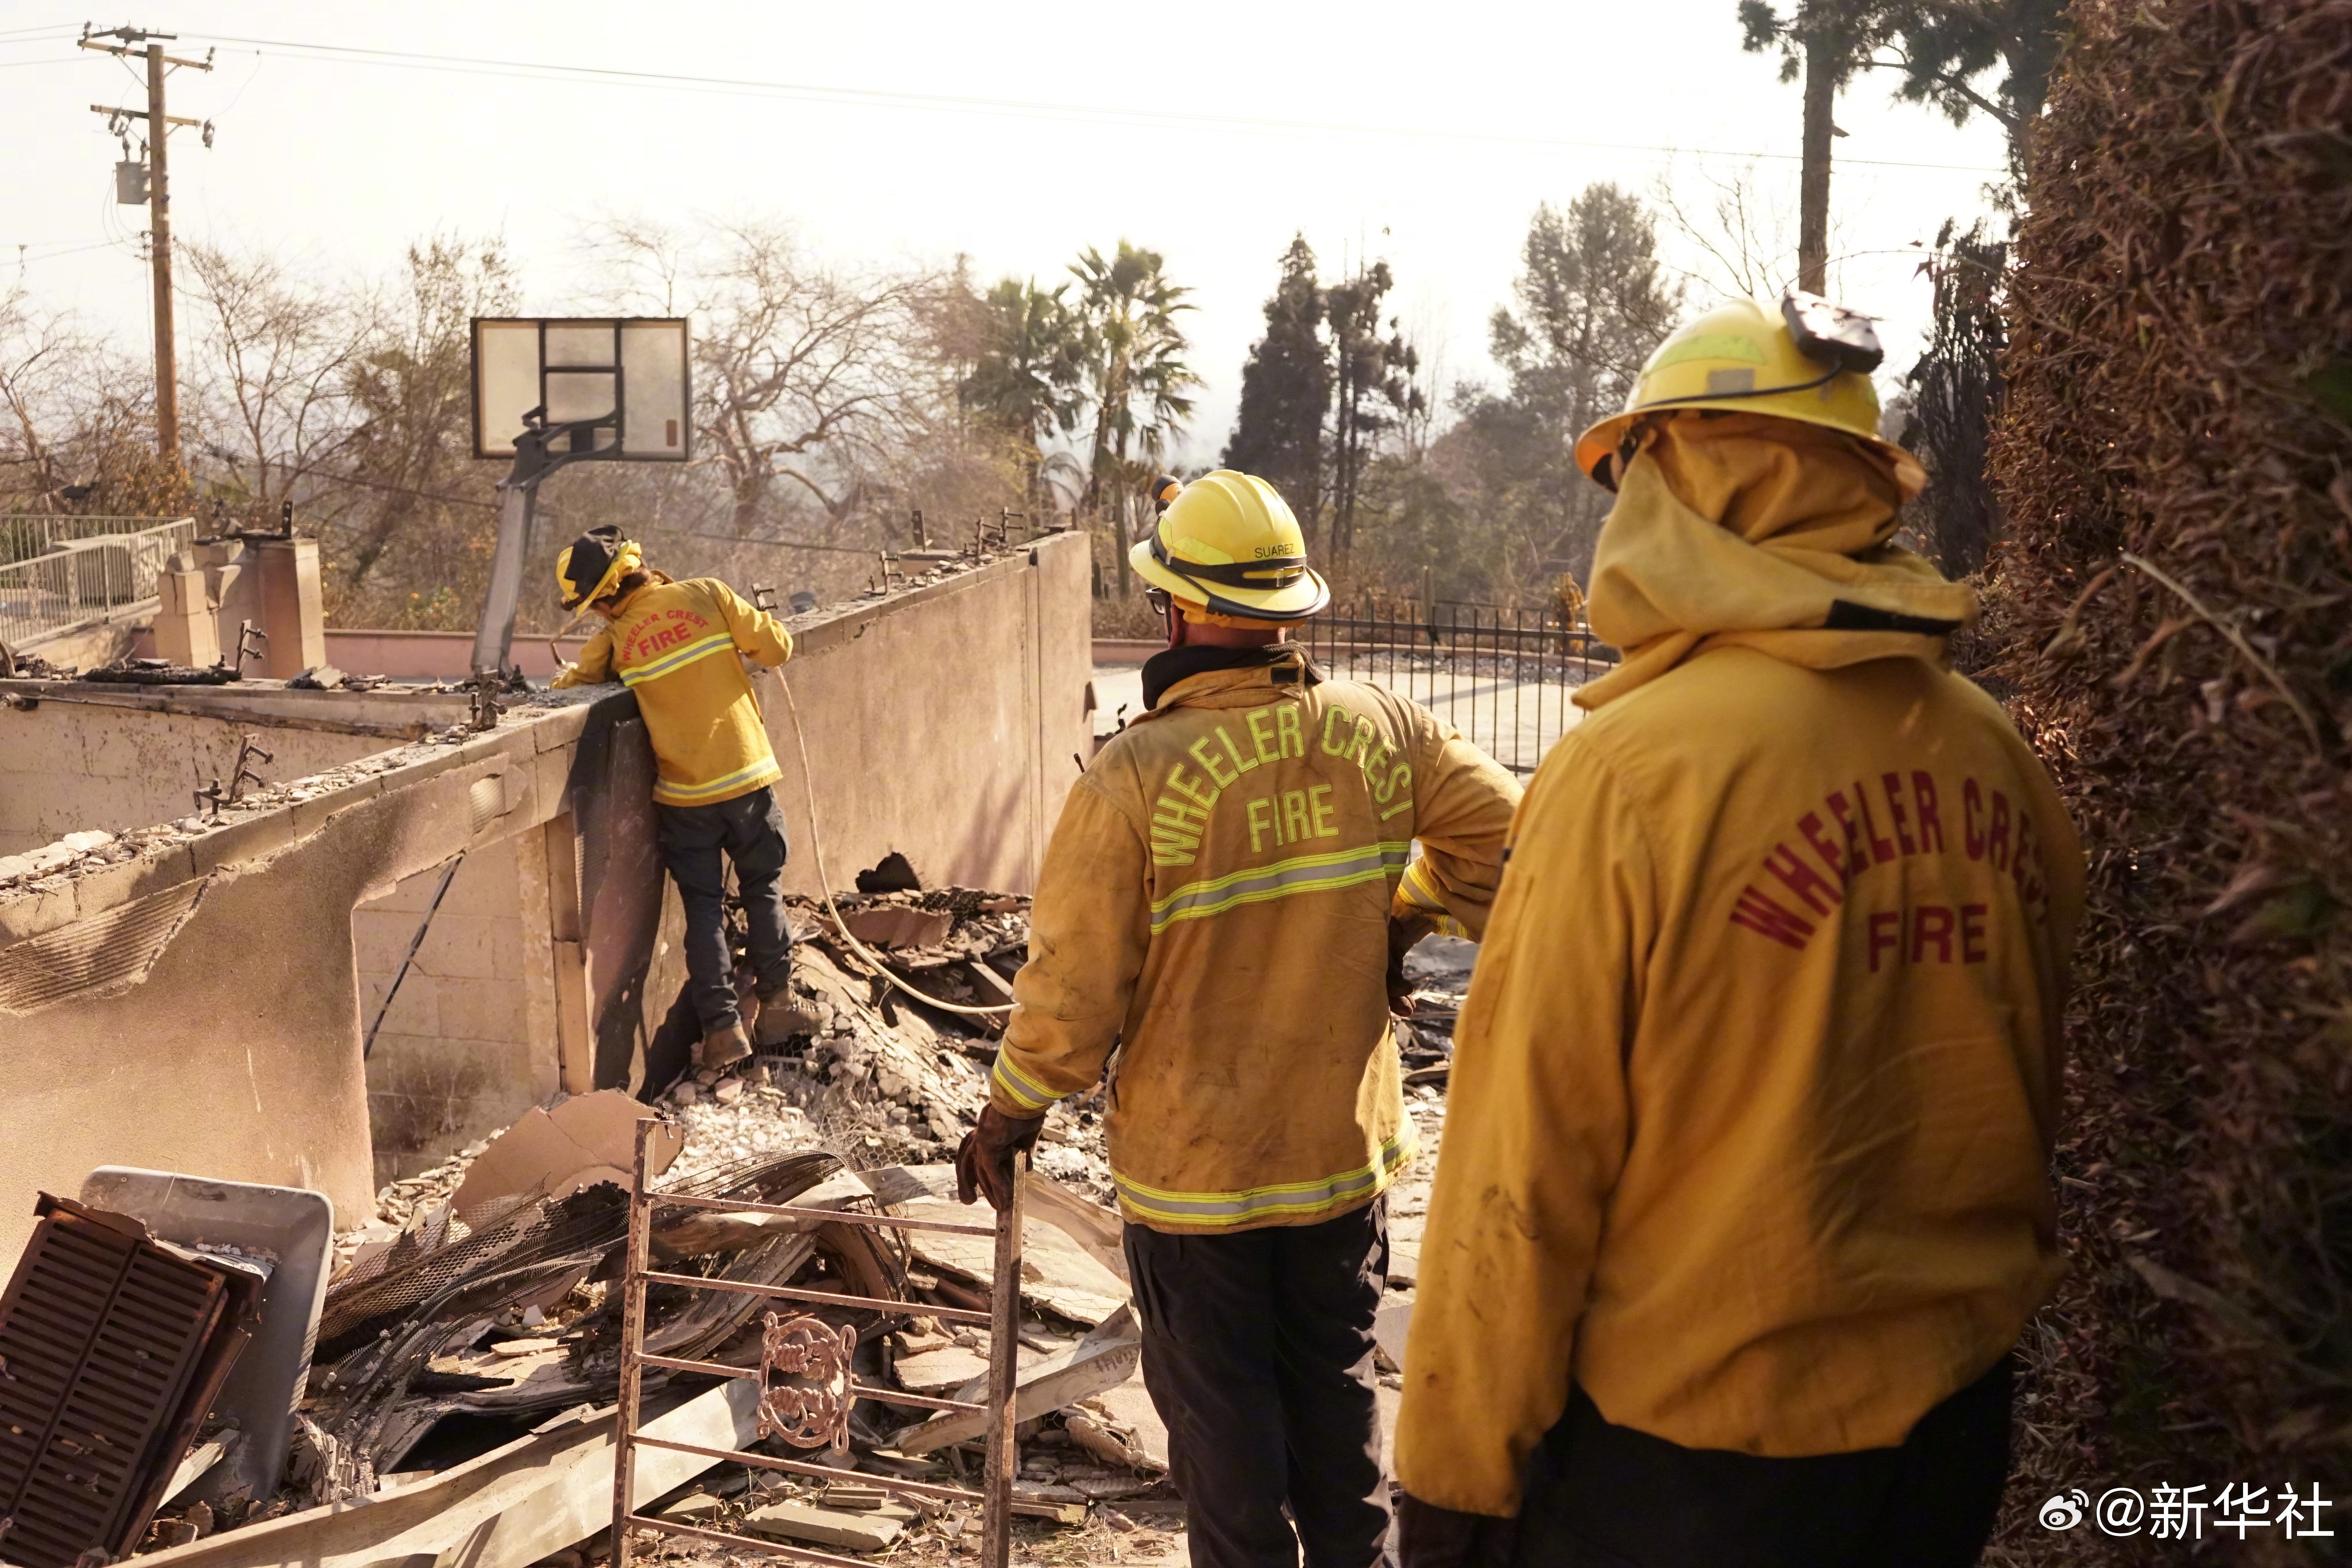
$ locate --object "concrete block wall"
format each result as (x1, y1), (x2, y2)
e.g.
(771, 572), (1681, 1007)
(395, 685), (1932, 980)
(356, 834), (562, 1188)
(256, 539), (327, 677)
(152, 536), (323, 675)
(0, 712), (576, 1259)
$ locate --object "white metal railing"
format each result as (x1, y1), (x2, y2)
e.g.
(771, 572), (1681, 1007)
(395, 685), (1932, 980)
(0, 517), (198, 651)
(0, 515), (194, 568)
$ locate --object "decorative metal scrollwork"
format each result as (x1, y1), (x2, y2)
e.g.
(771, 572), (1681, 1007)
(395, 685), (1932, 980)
(755, 1312), (858, 1454)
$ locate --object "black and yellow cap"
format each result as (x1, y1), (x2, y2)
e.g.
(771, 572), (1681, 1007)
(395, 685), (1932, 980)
(555, 526), (638, 612)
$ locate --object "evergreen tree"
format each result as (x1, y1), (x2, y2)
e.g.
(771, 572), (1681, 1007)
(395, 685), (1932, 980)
(1740, 0), (2067, 176)
(1223, 235), (1330, 543)
(1326, 260), (1422, 566)
(1454, 185), (1681, 592)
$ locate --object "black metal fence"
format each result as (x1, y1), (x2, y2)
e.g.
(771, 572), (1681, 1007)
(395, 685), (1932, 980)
(1298, 597), (1615, 775)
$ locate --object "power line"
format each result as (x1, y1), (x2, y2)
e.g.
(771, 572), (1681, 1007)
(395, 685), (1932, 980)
(223, 458), (895, 556)
(669, 526), (897, 557)
(8, 239), (130, 269)
(6, 237), (115, 255)
(172, 30), (2007, 176)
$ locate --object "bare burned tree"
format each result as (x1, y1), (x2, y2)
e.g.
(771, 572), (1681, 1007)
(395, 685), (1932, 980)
(0, 288), (183, 516)
(2, 292), (111, 506)
(1651, 156), (1854, 304)
(181, 241), (378, 517)
(0, 291), (79, 506)
(594, 216), (935, 540)
(326, 238), (516, 619)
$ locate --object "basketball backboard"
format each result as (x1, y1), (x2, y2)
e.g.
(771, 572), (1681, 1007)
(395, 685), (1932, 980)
(470, 317), (692, 461)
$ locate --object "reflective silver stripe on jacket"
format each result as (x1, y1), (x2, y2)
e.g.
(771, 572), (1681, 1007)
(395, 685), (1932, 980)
(620, 631), (735, 686)
(1112, 1133), (1416, 1227)
(1147, 841), (1410, 935)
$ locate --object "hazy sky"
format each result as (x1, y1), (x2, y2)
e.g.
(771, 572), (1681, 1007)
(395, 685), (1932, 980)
(5, 0), (2011, 465)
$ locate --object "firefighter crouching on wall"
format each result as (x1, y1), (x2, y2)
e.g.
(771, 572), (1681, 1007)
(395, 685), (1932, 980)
(1392, 297), (2087, 1568)
(957, 471), (1521, 1568)
(550, 527), (800, 1073)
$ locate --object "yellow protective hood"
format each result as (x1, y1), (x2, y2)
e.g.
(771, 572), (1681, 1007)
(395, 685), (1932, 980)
(1576, 414), (1975, 710)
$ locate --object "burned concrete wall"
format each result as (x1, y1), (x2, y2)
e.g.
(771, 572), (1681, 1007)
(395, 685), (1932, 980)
(0, 699), (404, 854)
(765, 532), (1093, 897)
(0, 535), (1092, 1259)
(0, 712), (585, 1260)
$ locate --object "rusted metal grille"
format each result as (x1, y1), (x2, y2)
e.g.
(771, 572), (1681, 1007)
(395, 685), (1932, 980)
(612, 1127), (1028, 1568)
(0, 1198), (232, 1567)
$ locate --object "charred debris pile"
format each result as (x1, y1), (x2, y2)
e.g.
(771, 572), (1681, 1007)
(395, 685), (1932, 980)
(0, 854), (1474, 1563)
(114, 868), (1162, 1561)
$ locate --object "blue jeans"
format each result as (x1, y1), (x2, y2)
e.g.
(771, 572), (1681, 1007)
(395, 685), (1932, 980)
(654, 786), (793, 1033)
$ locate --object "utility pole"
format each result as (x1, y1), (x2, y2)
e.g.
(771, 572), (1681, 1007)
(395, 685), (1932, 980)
(83, 26), (212, 463)
(144, 40), (179, 460)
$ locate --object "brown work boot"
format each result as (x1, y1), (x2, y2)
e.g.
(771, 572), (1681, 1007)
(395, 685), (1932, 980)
(698, 1022), (752, 1072)
(733, 965), (763, 1033)
(752, 990), (820, 1047)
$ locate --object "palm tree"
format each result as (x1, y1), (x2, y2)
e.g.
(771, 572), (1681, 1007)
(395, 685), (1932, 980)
(960, 277), (1086, 513)
(1071, 241), (1198, 597)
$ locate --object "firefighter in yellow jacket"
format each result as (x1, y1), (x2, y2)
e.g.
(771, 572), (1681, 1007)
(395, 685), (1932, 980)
(1393, 298), (2086, 1568)
(550, 527), (797, 1071)
(958, 472), (1521, 1568)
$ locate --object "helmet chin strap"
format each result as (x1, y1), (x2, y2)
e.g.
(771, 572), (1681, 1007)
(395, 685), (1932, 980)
(1178, 598), (1285, 630)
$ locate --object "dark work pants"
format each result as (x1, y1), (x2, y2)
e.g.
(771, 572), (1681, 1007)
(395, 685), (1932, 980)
(654, 786), (793, 1033)
(1124, 1199), (1392, 1568)
(1504, 1358), (2014, 1568)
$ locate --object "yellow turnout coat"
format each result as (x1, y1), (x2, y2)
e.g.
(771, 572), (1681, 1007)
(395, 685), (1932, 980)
(552, 577), (793, 808)
(990, 649), (1521, 1233)
(1396, 415), (2085, 1514)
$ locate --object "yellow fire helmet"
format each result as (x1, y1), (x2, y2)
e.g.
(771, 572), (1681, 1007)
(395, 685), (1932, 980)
(1575, 294), (1927, 499)
(554, 526), (641, 612)
(1129, 470), (1332, 623)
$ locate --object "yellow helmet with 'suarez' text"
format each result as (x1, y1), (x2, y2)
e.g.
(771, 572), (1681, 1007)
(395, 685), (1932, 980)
(1575, 295), (1926, 499)
(1129, 470), (1331, 623)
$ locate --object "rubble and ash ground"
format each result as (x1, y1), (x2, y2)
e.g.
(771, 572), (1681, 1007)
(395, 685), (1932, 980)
(154, 902), (1472, 1566)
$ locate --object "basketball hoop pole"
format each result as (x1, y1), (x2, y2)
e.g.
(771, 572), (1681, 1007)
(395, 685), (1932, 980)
(471, 412), (611, 677)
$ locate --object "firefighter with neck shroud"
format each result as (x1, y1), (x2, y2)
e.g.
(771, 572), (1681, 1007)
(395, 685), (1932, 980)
(1392, 298), (2087, 1568)
(958, 472), (1520, 1568)
(550, 527), (799, 1073)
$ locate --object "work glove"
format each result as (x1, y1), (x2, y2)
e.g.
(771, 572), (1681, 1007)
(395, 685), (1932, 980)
(1395, 1492), (1516, 1568)
(1387, 913), (1440, 1017)
(955, 1103), (1045, 1210)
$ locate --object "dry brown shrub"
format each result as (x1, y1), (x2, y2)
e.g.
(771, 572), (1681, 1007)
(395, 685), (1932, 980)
(1976, 0), (2352, 1561)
